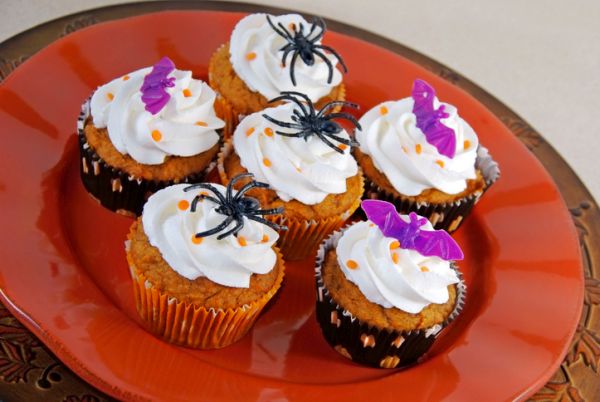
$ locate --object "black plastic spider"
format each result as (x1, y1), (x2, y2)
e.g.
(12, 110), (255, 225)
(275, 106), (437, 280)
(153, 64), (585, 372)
(266, 15), (347, 86)
(262, 91), (361, 154)
(183, 173), (286, 240)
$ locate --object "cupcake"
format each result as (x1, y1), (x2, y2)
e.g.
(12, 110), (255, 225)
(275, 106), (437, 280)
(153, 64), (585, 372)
(316, 200), (466, 368)
(79, 56), (225, 216)
(208, 13), (347, 134)
(218, 92), (364, 260)
(354, 79), (500, 232)
(126, 173), (286, 349)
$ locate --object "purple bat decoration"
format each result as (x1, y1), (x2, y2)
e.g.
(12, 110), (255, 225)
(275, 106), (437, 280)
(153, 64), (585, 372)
(141, 56), (176, 115)
(361, 200), (464, 261)
(411, 79), (456, 159)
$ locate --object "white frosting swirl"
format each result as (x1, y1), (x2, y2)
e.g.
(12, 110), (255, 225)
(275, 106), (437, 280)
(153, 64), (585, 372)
(90, 67), (224, 165)
(336, 220), (459, 314)
(233, 103), (358, 205)
(142, 184), (279, 288)
(356, 98), (478, 195)
(229, 13), (343, 102)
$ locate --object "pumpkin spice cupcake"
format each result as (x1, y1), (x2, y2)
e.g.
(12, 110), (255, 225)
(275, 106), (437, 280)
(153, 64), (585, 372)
(126, 173), (286, 349)
(218, 92), (364, 260)
(354, 79), (499, 232)
(316, 200), (466, 368)
(79, 56), (225, 216)
(208, 13), (347, 134)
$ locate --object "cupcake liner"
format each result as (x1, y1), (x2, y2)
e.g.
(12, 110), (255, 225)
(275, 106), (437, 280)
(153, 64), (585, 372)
(78, 98), (218, 217)
(217, 141), (364, 260)
(212, 93), (238, 140)
(315, 227), (466, 368)
(126, 240), (285, 349)
(362, 145), (500, 232)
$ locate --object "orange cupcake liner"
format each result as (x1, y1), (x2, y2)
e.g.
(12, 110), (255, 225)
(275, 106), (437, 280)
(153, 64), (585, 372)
(126, 240), (285, 349)
(217, 141), (364, 260)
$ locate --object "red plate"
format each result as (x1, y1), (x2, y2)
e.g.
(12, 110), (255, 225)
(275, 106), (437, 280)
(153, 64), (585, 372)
(0, 10), (583, 402)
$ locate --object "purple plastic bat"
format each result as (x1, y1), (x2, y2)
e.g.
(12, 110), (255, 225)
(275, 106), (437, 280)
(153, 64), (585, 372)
(411, 79), (456, 159)
(141, 56), (176, 115)
(361, 199), (464, 261)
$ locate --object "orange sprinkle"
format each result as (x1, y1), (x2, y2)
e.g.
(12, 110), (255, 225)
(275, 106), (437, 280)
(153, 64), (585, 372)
(464, 140), (471, 150)
(264, 127), (274, 137)
(191, 235), (203, 245)
(261, 234), (269, 243)
(280, 62), (285, 68)
(339, 144), (348, 151)
(238, 236), (247, 247)
(246, 127), (255, 137)
(151, 129), (162, 142)
(401, 146), (408, 153)
(246, 52), (257, 61)
(197, 191), (209, 201)
(435, 160), (445, 168)
(379, 105), (388, 115)
(392, 253), (399, 264)
(415, 144), (422, 154)
(263, 158), (272, 167)
(107, 92), (114, 101)
(390, 240), (401, 250)
(289, 22), (296, 30)
(177, 200), (190, 210)
(183, 88), (192, 97)
(346, 259), (359, 270)
(420, 266), (430, 272)
(195, 121), (208, 127)
(122, 75), (130, 81)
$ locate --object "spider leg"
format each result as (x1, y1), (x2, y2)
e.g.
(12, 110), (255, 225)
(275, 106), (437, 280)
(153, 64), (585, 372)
(316, 101), (358, 117)
(325, 132), (360, 147)
(246, 215), (288, 232)
(191, 194), (222, 212)
(184, 183), (227, 204)
(276, 21), (295, 41)
(267, 93), (309, 116)
(262, 113), (304, 129)
(253, 207), (285, 215)
(314, 44), (348, 73)
(234, 180), (269, 200)
(289, 51), (300, 86)
(274, 130), (305, 138)
(316, 132), (344, 154)
(323, 112), (362, 130)
(267, 15), (292, 41)
(312, 49), (335, 84)
(227, 172), (254, 202)
(194, 215), (234, 238)
(280, 47), (294, 67)
(308, 17), (325, 43)
(216, 219), (245, 240)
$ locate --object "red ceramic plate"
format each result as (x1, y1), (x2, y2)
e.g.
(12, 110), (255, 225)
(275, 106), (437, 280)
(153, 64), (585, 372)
(0, 10), (583, 402)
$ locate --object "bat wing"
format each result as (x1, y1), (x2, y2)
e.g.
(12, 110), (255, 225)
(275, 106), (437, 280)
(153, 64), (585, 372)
(414, 229), (464, 261)
(142, 88), (170, 115)
(411, 79), (436, 120)
(424, 121), (456, 158)
(361, 199), (408, 236)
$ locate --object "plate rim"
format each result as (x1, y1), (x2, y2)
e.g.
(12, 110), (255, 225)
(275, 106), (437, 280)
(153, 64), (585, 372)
(0, 2), (590, 401)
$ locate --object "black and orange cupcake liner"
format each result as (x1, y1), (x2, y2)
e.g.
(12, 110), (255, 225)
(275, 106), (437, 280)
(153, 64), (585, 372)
(362, 146), (499, 232)
(315, 228), (466, 368)
(77, 98), (218, 217)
